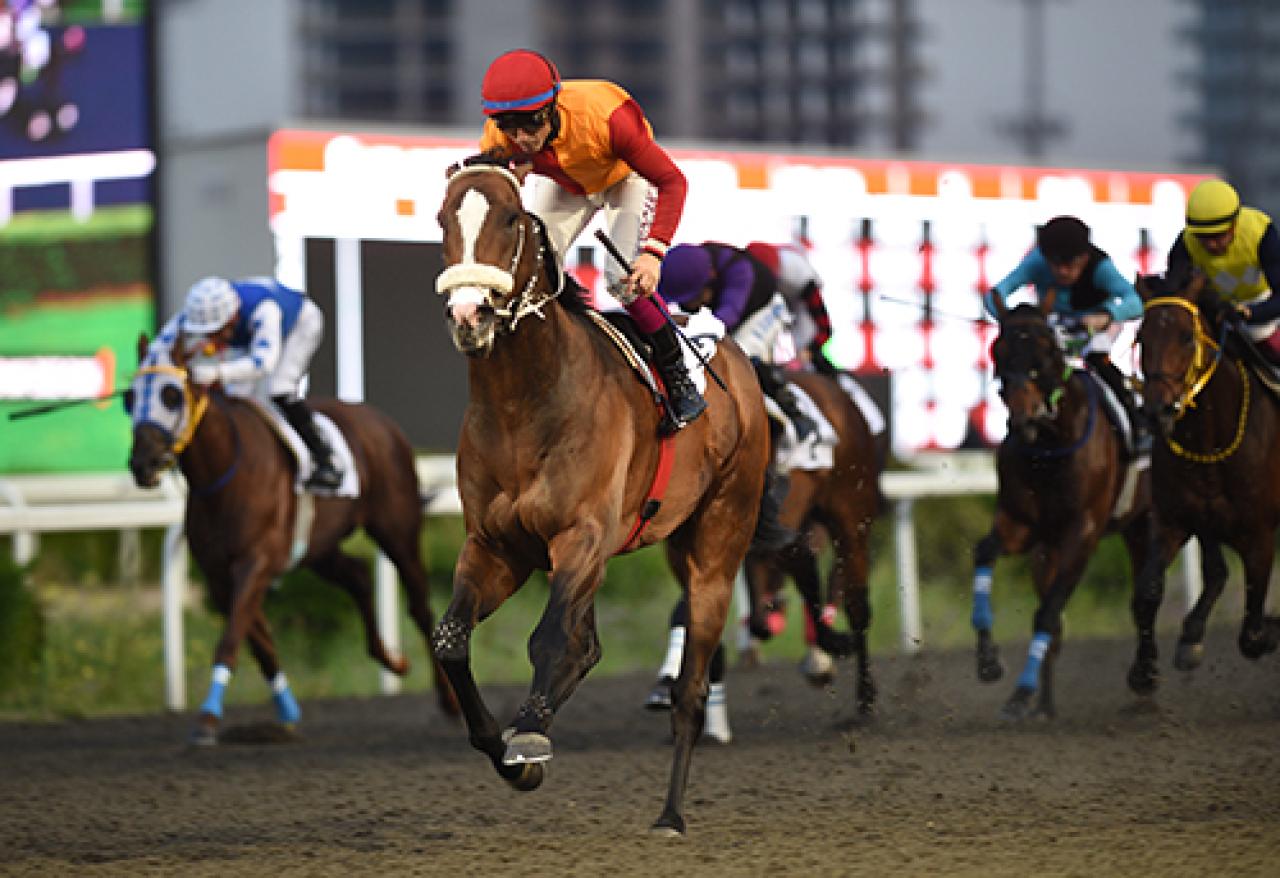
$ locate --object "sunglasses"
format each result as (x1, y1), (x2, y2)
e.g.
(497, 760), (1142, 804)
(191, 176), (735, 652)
(494, 107), (551, 135)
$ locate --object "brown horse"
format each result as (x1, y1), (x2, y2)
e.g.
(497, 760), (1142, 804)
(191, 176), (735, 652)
(433, 161), (771, 836)
(973, 297), (1152, 719)
(1128, 274), (1280, 694)
(741, 369), (885, 713)
(126, 337), (458, 744)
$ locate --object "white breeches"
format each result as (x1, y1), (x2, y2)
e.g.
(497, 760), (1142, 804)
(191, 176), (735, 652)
(262, 299), (323, 400)
(529, 172), (656, 303)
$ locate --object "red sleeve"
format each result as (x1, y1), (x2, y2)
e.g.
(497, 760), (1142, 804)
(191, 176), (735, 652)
(607, 99), (686, 245)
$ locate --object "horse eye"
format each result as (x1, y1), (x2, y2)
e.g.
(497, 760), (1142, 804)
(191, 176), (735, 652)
(160, 384), (183, 411)
(122, 389), (135, 415)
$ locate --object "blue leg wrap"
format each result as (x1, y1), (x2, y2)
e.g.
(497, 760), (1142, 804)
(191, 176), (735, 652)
(1016, 632), (1052, 691)
(271, 673), (301, 725)
(971, 566), (994, 631)
(199, 664), (232, 718)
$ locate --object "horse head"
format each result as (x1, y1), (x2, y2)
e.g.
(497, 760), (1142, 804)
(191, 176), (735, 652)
(126, 332), (209, 488)
(990, 297), (1067, 443)
(1136, 272), (1215, 434)
(435, 158), (555, 357)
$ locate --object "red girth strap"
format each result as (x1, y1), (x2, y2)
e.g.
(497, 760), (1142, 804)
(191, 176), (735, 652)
(618, 431), (676, 553)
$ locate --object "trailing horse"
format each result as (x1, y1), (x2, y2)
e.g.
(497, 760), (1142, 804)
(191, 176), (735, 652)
(126, 337), (458, 743)
(972, 297), (1152, 719)
(742, 369), (885, 713)
(433, 162), (771, 836)
(1128, 274), (1280, 694)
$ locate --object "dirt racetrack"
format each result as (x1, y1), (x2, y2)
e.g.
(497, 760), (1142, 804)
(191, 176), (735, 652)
(2, 627), (1277, 877)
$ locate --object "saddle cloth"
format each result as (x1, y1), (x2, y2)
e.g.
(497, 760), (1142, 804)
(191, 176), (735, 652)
(591, 306), (727, 396)
(767, 384), (838, 472)
(835, 372), (887, 437)
(243, 398), (361, 499)
(1083, 371), (1149, 520)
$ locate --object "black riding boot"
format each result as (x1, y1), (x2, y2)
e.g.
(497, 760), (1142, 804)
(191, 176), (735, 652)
(1085, 354), (1149, 455)
(275, 396), (344, 490)
(648, 321), (707, 433)
(753, 360), (818, 442)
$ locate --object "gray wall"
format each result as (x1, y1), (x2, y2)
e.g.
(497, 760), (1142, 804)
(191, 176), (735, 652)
(155, 0), (295, 315)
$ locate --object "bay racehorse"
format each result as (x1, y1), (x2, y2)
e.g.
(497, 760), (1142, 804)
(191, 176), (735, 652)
(742, 369), (885, 713)
(1128, 274), (1280, 694)
(973, 297), (1152, 719)
(433, 160), (771, 836)
(126, 336), (458, 743)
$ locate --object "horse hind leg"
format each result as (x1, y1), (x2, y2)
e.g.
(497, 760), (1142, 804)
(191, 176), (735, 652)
(366, 520), (461, 717)
(307, 549), (407, 675)
(1236, 537), (1280, 660)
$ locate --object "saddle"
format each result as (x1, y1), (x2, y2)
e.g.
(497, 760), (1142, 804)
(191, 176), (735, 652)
(1227, 326), (1280, 398)
(244, 398), (360, 499)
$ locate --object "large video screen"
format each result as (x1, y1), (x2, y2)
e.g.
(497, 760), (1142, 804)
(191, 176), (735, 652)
(0, 0), (155, 473)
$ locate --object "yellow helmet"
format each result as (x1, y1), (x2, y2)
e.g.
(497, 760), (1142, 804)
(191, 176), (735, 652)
(1185, 179), (1241, 234)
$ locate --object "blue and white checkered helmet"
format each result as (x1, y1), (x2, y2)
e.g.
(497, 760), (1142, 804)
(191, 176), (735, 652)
(183, 277), (240, 334)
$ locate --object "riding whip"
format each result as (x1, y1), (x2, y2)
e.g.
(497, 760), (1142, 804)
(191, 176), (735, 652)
(877, 293), (991, 325)
(593, 229), (728, 391)
(8, 389), (128, 421)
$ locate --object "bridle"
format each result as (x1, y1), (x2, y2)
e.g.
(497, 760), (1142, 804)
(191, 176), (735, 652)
(133, 363), (241, 494)
(1140, 296), (1226, 419)
(435, 164), (560, 337)
(1141, 295), (1250, 463)
(134, 364), (208, 454)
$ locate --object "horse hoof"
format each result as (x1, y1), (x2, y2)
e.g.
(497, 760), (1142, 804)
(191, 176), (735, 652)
(188, 724), (218, 747)
(502, 731), (552, 765)
(1172, 640), (1204, 672)
(504, 762), (545, 792)
(649, 813), (686, 837)
(1126, 662), (1160, 696)
(999, 688), (1034, 722)
(644, 677), (674, 711)
(976, 658), (1004, 683)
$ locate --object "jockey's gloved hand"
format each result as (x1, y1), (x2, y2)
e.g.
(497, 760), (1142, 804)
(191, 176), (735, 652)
(190, 361), (222, 386)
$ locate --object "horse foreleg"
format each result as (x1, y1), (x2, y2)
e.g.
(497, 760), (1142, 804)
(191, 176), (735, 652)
(1235, 531), (1280, 660)
(245, 611), (300, 726)
(784, 539), (854, 659)
(1128, 523), (1186, 695)
(435, 538), (535, 788)
(505, 527), (607, 768)
(973, 516), (1030, 685)
(194, 558), (276, 744)
(308, 549), (407, 675)
(1003, 541), (1085, 722)
(1174, 536), (1227, 671)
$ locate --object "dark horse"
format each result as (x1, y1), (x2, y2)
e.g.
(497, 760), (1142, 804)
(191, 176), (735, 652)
(433, 163), (771, 836)
(126, 338), (458, 744)
(1128, 274), (1280, 694)
(973, 296), (1151, 719)
(742, 369), (885, 713)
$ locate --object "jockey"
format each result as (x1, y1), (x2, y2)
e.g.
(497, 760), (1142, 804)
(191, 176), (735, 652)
(744, 241), (837, 375)
(478, 48), (705, 432)
(985, 216), (1147, 449)
(658, 241), (819, 442)
(1165, 178), (1280, 362)
(151, 276), (343, 491)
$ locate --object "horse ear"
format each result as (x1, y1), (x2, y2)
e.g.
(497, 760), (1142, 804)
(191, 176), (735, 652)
(136, 332), (150, 365)
(1041, 286), (1058, 316)
(1135, 274), (1154, 302)
(1186, 271), (1207, 299)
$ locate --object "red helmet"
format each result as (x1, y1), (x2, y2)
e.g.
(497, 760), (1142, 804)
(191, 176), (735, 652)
(481, 49), (561, 115)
